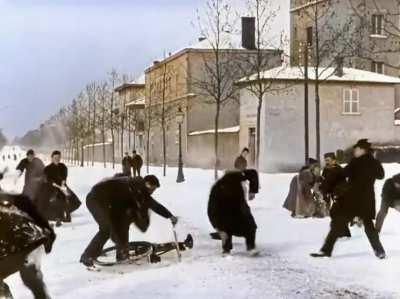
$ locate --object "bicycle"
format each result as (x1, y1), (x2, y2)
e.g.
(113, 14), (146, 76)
(94, 234), (193, 266)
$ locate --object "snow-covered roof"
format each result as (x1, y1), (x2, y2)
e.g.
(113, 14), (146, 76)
(189, 126), (240, 136)
(83, 142), (112, 149)
(394, 108), (400, 113)
(126, 97), (145, 107)
(238, 66), (400, 85)
(395, 120), (400, 126)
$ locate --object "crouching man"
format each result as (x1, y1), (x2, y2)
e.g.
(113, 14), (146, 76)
(80, 175), (178, 267)
(208, 169), (259, 256)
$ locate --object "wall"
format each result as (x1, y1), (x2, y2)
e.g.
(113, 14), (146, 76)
(241, 81), (400, 172)
(186, 132), (239, 170)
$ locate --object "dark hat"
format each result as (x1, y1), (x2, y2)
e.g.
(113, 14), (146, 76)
(393, 174), (400, 184)
(324, 152), (336, 160)
(26, 149), (35, 156)
(308, 158), (318, 165)
(132, 150), (137, 154)
(51, 150), (61, 157)
(353, 139), (372, 150)
(241, 147), (249, 153)
(144, 175), (160, 188)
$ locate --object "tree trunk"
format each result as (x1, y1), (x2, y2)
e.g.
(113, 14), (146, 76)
(80, 142), (84, 167)
(92, 98), (96, 166)
(256, 97), (262, 170)
(214, 104), (220, 180)
(315, 82), (321, 161)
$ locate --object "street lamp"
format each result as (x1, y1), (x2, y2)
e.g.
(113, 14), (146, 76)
(176, 107), (185, 183)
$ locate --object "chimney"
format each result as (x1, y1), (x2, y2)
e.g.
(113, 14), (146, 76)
(335, 57), (344, 77)
(242, 17), (256, 50)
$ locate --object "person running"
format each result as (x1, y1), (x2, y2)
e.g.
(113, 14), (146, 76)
(375, 173), (400, 233)
(311, 139), (386, 259)
(16, 149), (45, 201)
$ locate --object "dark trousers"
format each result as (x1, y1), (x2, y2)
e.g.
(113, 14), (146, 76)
(81, 197), (129, 259)
(222, 230), (256, 253)
(376, 199), (400, 232)
(133, 167), (141, 178)
(1, 248), (50, 299)
(321, 215), (385, 255)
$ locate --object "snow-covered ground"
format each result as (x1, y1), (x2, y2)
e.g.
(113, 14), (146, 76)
(1, 146), (400, 298)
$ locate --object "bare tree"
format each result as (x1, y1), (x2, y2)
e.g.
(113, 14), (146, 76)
(195, 0), (240, 179)
(294, 1), (362, 160)
(238, 0), (283, 169)
(108, 69), (120, 169)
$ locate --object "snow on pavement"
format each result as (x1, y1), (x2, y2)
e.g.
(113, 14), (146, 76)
(1, 148), (399, 298)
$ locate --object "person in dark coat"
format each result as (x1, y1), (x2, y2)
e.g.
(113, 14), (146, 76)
(36, 151), (81, 226)
(375, 173), (400, 233)
(16, 149), (45, 201)
(208, 169), (259, 256)
(80, 175), (178, 267)
(131, 150), (143, 177)
(234, 148), (249, 171)
(320, 152), (351, 237)
(311, 139), (386, 259)
(0, 192), (55, 299)
(121, 152), (132, 177)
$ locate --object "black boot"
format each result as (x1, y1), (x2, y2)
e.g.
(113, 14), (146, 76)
(310, 251), (331, 258)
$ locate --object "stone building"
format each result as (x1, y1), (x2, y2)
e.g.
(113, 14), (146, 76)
(290, 0), (400, 77)
(144, 18), (282, 169)
(238, 65), (400, 172)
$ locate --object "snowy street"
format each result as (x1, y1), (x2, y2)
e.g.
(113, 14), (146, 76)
(1, 148), (400, 298)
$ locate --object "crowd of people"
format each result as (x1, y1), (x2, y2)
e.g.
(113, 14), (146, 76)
(1, 138), (400, 298)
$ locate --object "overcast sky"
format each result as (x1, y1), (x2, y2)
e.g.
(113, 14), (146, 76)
(0, 0), (289, 139)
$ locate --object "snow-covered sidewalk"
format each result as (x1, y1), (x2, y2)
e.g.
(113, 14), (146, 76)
(1, 156), (400, 298)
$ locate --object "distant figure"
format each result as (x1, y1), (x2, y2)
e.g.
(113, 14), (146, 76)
(311, 139), (386, 259)
(13, 154), (17, 161)
(283, 158), (322, 218)
(16, 149), (45, 201)
(121, 152), (132, 177)
(234, 148), (249, 171)
(375, 174), (400, 233)
(131, 150), (143, 178)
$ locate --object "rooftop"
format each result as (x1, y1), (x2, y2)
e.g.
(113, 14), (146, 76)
(238, 66), (400, 85)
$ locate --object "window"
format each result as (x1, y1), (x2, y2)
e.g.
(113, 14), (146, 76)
(306, 26), (313, 46)
(343, 88), (360, 114)
(372, 14), (384, 35)
(371, 61), (385, 74)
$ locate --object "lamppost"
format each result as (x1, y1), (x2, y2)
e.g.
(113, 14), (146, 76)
(176, 107), (185, 183)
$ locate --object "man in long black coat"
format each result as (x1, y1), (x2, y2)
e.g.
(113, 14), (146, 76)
(37, 151), (81, 225)
(80, 175), (178, 267)
(121, 152), (132, 177)
(131, 150), (143, 178)
(320, 152), (351, 237)
(0, 192), (55, 299)
(311, 139), (386, 259)
(208, 169), (259, 256)
(16, 149), (45, 201)
(375, 173), (400, 232)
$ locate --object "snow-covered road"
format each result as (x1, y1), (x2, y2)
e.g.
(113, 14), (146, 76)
(1, 147), (399, 298)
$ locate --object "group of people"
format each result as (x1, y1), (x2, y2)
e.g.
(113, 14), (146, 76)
(0, 149), (80, 299)
(282, 138), (399, 259)
(3, 138), (400, 298)
(122, 150), (143, 177)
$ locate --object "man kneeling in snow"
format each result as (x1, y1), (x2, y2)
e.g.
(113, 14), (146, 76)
(80, 175), (178, 267)
(208, 169), (259, 256)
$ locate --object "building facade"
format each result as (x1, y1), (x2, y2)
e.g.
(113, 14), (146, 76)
(144, 20), (282, 169)
(238, 66), (400, 172)
(290, 0), (400, 77)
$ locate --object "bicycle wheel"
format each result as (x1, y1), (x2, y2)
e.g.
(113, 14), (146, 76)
(95, 241), (153, 266)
